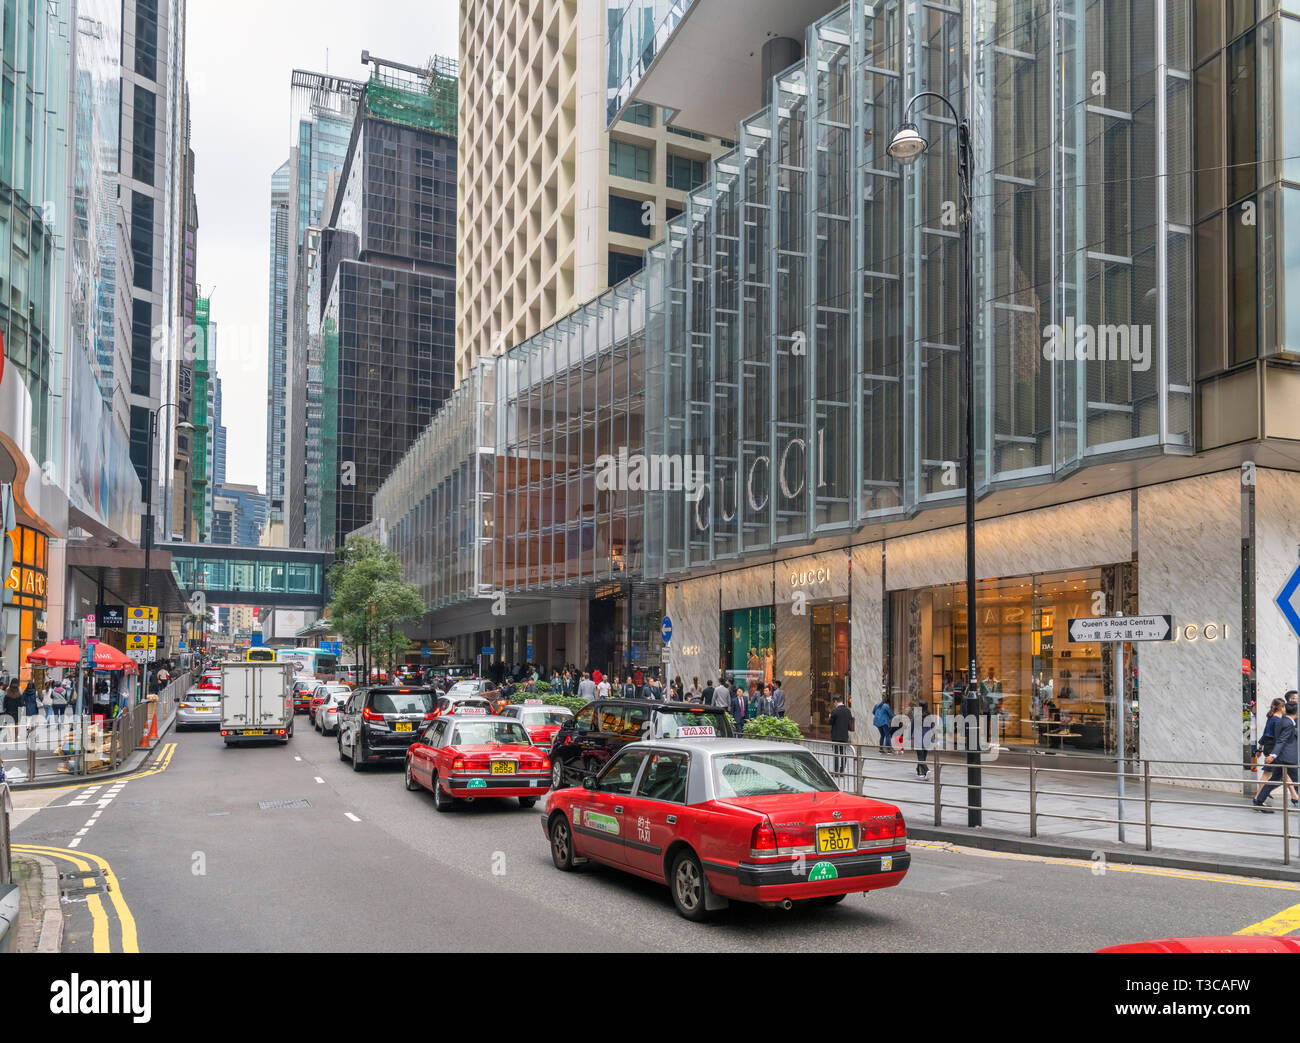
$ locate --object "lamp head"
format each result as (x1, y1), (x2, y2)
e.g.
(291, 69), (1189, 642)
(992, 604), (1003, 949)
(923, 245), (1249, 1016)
(887, 121), (927, 165)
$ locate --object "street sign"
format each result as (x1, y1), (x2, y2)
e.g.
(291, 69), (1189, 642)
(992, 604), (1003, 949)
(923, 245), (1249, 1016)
(1067, 615), (1172, 643)
(661, 644), (671, 661)
(420, 647), (430, 658)
(526, 644), (533, 660)
(481, 646), (494, 655)
(1277, 563), (1300, 640)
(661, 616), (672, 644)
(84, 614), (96, 639)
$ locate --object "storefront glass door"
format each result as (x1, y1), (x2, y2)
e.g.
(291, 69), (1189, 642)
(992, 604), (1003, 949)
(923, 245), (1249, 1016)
(810, 600), (850, 733)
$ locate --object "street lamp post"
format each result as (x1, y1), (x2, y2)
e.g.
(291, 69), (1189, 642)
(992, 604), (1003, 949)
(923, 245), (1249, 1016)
(888, 93), (981, 828)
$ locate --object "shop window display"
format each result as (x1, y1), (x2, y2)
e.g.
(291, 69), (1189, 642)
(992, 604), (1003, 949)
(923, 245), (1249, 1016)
(886, 564), (1138, 755)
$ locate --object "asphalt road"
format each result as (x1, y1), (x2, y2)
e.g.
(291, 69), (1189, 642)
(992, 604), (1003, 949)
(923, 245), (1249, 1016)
(12, 719), (1300, 952)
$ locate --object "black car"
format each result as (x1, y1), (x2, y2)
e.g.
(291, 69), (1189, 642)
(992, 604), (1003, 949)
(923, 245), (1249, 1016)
(338, 685), (435, 771)
(547, 699), (734, 789)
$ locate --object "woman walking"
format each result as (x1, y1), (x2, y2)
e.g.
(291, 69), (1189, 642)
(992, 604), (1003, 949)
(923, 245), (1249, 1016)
(1254, 697), (1298, 804)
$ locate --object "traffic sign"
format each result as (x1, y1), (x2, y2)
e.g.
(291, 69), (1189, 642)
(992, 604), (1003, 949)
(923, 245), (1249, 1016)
(481, 646), (494, 655)
(661, 616), (672, 644)
(1067, 615), (1172, 643)
(1277, 563), (1300, 641)
(420, 647), (430, 658)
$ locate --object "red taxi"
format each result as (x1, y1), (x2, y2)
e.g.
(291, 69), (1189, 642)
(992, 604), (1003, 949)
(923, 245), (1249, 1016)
(541, 738), (909, 921)
(404, 710), (550, 812)
(499, 701), (573, 747)
(291, 679), (317, 714)
(198, 671), (221, 691)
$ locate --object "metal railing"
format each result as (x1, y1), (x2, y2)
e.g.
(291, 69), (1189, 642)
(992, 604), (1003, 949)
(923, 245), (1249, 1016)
(2, 672), (191, 783)
(793, 736), (1300, 867)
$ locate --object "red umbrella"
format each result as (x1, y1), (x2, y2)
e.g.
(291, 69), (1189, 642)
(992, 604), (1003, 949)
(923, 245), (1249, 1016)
(27, 642), (138, 672)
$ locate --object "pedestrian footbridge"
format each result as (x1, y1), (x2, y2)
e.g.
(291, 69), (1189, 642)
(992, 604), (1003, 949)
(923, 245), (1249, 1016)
(166, 543), (332, 609)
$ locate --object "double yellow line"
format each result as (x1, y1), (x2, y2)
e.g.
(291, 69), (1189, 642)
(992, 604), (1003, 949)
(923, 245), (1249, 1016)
(35, 740), (178, 793)
(13, 843), (138, 953)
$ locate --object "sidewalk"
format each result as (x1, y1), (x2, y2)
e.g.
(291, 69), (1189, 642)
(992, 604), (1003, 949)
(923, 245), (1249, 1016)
(11, 854), (62, 952)
(811, 743), (1300, 873)
(2, 708), (175, 791)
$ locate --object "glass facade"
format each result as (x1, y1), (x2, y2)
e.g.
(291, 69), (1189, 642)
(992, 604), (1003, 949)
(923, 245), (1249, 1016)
(373, 0), (1281, 666)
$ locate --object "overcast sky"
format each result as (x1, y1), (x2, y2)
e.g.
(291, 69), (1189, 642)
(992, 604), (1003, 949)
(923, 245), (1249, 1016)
(188, 0), (458, 491)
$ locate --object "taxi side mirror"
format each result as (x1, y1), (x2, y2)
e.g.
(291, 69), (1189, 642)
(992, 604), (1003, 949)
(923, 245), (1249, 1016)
(582, 775), (597, 791)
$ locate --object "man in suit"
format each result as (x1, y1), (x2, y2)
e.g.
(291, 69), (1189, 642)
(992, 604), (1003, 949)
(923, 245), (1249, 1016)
(577, 671), (597, 702)
(771, 682), (786, 717)
(730, 684), (748, 736)
(1255, 698), (1299, 811)
(829, 695), (854, 775)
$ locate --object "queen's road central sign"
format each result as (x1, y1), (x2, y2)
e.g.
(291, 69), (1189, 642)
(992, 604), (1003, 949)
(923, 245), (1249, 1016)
(1067, 615), (1173, 643)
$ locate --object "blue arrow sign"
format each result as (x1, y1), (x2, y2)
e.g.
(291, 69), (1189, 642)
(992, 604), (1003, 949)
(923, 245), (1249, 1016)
(1277, 564), (1300, 640)
(661, 616), (672, 643)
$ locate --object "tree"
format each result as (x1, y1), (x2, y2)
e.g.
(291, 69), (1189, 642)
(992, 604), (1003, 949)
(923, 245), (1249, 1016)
(327, 536), (424, 678)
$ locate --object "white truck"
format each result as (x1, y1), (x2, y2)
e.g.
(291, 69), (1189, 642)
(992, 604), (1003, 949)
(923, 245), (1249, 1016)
(220, 662), (296, 746)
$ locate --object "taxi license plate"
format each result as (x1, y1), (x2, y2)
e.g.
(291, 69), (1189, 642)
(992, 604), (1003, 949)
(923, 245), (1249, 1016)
(491, 761), (516, 775)
(244, 730), (265, 736)
(817, 824), (855, 854)
(395, 722), (413, 732)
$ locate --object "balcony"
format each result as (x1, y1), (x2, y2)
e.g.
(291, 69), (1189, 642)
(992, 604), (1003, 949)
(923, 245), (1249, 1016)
(606, 0), (838, 138)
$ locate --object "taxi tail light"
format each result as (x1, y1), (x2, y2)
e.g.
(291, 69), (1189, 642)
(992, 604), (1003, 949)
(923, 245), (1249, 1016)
(895, 811), (907, 842)
(464, 758), (489, 771)
(750, 818), (778, 857)
(452, 757), (465, 771)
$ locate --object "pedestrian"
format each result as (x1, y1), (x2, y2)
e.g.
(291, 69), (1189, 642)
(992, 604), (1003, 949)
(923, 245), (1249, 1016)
(873, 694), (894, 753)
(689, 677), (702, 701)
(753, 684), (774, 718)
(910, 698), (934, 777)
(730, 683), (748, 735)
(22, 678), (39, 724)
(711, 677), (730, 710)
(596, 672), (611, 699)
(577, 671), (597, 702)
(829, 694), (854, 776)
(1254, 697), (1300, 812)
(771, 681), (786, 717)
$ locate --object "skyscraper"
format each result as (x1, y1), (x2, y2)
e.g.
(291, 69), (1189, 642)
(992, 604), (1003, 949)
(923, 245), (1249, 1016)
(455, 0), (730, 384)
(265, 159), (290, 531)
(313, 55), (458, 550)
(280, 71), (364, 548)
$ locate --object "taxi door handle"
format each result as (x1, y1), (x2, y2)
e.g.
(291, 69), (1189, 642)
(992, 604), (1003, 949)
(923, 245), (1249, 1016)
(666, 815), (677, 824)
(615, 806), (624, 814)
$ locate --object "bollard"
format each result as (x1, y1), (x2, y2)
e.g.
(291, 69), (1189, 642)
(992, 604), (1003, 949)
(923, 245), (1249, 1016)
(1029, 760), (1037, 838)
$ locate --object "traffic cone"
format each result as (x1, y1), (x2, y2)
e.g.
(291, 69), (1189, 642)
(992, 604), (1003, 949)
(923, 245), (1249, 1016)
(138, 719), (150, 749)
(146, 709), (159, 743)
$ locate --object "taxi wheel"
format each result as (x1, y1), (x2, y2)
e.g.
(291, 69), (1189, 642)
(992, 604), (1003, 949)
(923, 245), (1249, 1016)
(403, 759), (420, 791)
(670, 850), (711, 922)
(549, 813), (579, 871)
(432, 774), (455, 812)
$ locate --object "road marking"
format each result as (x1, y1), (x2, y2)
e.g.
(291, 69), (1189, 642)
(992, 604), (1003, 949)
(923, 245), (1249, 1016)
(314, 776), (324, 784)
(67, 838), (80, 848)
(35, 740), (177, 791)
(89, 809), (102, 819)
(344, 812), (360, 822)
(14, 843), (139, 953)
(1236, 902), (1300, 936)
(910, 839), (1300, 891)
(294, 756), (302, 761)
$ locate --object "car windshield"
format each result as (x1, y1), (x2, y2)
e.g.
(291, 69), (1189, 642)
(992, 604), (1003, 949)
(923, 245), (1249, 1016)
(712, 751), (838, 798)
(656, 709), (729, 737)
(522, 710), (571, 727)
(453, 698), (491, 711)
(369, 691), (433, 714)
(451, 721), (531, 746)
(448, 681), (479, 694)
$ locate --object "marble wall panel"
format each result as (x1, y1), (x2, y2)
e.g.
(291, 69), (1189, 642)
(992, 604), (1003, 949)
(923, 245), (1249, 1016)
(851, 543), (885, 738)
(665, 574), (720, 686)
(1137, 472), (1243, 788)
(1254, 468), (1300, 714)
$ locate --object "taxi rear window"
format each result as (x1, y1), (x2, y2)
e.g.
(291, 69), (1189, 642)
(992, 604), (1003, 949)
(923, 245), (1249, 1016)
(451, 721), (530, 746)
(712, 751), (837, 798)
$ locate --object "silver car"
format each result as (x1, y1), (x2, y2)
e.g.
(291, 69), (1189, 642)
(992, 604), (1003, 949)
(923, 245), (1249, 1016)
(314, 684), (353, 735)
(177, 686), (221, 729)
